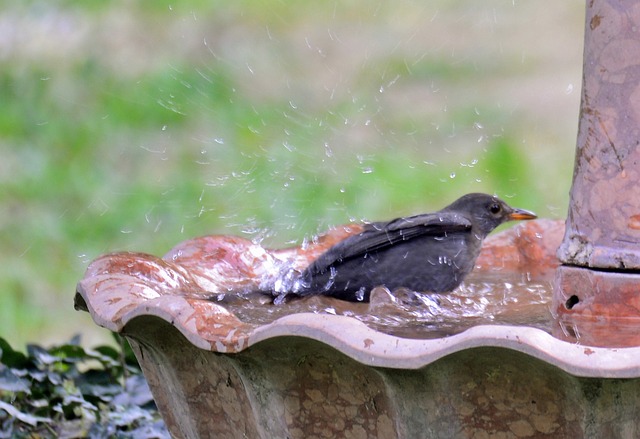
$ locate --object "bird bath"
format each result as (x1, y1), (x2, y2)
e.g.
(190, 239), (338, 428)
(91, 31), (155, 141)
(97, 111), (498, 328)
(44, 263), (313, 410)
(75, 0), (640, 437)
(75, 218), (640, 438)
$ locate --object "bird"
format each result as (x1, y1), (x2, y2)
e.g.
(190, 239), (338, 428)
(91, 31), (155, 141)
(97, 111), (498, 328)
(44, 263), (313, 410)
(289, 193), (536, 302)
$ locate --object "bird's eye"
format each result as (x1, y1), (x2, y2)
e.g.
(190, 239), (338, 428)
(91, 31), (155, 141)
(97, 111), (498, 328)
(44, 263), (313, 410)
(489, 203), (502, 214)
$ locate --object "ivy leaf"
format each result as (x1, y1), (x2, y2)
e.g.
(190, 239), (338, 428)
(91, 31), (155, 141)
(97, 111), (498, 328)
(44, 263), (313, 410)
(0, 338), (28, 369)
(0, 367), (30, 394)
(48, 344), (87, 362)
(0, 400), (51, 426)
(126, 421), (170, 439)
(26, 345), (59, 367)
(112, 374), (155, 407)
(107, 404), (152, 427)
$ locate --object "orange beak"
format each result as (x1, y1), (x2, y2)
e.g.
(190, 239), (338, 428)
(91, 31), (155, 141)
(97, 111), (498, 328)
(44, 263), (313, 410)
(508, 208), (537, 221)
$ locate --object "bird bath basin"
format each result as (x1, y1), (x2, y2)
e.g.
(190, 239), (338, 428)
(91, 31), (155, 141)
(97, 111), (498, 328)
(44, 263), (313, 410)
(75, 218), (640, 438)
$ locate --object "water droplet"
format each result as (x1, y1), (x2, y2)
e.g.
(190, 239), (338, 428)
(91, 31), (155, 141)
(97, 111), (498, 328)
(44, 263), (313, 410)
(450, 172), (456, 178)
(565, 83), (574, 94)
(161, 125), (167, 131)
(324, 142), (333, 157)
(362, 167), (373, 174)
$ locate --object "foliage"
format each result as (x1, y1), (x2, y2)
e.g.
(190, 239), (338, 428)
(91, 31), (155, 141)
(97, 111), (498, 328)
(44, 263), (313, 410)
(0, 335), (168, 438)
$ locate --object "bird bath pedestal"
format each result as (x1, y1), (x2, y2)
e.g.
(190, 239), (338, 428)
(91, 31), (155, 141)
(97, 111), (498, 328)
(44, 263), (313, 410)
(75, 0), (640, 437)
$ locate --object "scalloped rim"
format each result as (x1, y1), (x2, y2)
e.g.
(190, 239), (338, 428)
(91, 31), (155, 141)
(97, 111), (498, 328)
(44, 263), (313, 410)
(77, 281), (640, 379)
(249, 313), (640, 378)
(76, 217), (640, 379)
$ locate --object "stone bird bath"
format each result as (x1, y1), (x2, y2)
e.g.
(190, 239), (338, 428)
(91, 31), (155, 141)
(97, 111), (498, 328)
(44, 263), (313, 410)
(76, 0), (640, 437)
(75, 218), (640, 438)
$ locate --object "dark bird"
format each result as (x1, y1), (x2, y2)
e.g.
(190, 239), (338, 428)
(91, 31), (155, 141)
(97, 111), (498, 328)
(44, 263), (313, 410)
(291, 193), (536, 302)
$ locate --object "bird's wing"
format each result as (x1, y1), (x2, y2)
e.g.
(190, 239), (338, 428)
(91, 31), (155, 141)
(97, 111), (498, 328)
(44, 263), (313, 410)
(305, 211), (472, 274)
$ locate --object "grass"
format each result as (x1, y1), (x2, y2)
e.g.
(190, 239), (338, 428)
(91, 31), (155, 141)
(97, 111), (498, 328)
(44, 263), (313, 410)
(0, 1), (583, 348)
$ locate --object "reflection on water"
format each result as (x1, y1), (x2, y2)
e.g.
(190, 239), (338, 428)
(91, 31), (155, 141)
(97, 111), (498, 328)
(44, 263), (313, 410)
(220, 270), (554, 340)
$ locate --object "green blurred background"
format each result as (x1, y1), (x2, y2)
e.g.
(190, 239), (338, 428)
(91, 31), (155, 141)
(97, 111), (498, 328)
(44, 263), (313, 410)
(1, 1), (583, 348)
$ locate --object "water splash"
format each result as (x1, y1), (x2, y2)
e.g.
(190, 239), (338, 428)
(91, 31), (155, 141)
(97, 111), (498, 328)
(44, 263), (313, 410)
(82, 221), (565, 341)
(221, 269), (553, 340)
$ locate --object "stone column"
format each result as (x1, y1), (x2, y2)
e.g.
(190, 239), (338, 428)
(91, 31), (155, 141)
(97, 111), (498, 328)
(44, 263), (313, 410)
(554, 0), (640, 345)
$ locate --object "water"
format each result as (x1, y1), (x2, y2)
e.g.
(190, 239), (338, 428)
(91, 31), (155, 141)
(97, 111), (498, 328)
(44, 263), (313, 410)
(213, 270), (554, 340)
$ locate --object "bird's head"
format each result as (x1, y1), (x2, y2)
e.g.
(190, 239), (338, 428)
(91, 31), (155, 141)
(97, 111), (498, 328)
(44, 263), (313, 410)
(443, 193), (537, 236)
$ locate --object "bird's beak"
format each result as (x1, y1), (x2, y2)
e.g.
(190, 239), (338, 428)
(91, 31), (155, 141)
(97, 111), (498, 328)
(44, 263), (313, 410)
(508, 208), (537, 221)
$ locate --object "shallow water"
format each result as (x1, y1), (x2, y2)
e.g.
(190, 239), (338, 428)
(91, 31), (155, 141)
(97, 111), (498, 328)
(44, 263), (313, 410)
(218, 270), (554, 340)
(84, 221), (640, 347)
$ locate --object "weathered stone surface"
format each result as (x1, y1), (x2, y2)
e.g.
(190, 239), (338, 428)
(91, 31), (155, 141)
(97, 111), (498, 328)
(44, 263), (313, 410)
(124, 320), (640, 439)
(75, 215), (640, 438)
(553, 265), (640, 347)
(557, 0), (640, 270)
